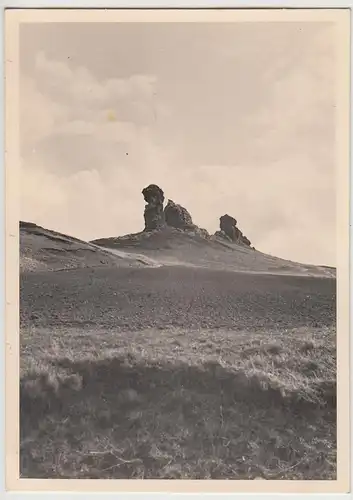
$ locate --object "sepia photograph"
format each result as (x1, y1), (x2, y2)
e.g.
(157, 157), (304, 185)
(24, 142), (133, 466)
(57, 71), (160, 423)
(4, 7), (350, 493)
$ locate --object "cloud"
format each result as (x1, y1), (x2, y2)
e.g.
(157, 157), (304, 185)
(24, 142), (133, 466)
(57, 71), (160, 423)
(20, 75), (69, 152)
(34, 51), (158, 123)
(21, 50), (166, 175)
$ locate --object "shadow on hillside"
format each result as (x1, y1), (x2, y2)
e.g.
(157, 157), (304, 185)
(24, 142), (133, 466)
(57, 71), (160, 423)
(21, 353), (336, 424)
(20, 354), (336, 479)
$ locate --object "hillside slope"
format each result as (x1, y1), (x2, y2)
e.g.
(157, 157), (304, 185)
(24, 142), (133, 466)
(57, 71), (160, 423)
(20, 219), (335, 278)
(20, 221), (160, 272)
(92, 227), (336, 278)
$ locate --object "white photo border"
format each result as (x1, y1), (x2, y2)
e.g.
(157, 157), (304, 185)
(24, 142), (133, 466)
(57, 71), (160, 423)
(1, 3), (351, 499)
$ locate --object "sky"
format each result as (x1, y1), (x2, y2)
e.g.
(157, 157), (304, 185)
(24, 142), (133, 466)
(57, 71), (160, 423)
(20, 21), (337, 266)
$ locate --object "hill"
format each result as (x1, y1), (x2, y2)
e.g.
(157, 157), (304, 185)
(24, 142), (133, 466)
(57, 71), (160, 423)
(20, 218), (335, 279)
(91, 227), (335, 278)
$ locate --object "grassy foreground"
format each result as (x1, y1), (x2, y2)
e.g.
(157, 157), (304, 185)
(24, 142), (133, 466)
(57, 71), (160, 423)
(20, 326), (336, 480)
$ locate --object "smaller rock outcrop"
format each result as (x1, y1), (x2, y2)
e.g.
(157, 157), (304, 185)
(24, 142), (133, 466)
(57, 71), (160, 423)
(215, 214), (251, 247)
(164, 199), (194, 229)
(142, 184), (166, 231)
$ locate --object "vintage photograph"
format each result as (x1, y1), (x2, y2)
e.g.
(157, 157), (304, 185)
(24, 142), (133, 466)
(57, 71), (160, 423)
(7, 8), (349, 487)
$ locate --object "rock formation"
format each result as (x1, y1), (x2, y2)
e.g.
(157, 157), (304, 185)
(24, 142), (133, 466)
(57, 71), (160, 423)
(220, 214), (239, 240)
(141, 185), (252, 246)
(215, 214), (251, 247)
(164, 199), (194, 229)
(142, 184), (166, 231)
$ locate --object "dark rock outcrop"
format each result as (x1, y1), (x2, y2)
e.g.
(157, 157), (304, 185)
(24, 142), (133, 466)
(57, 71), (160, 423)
(164, 199), (210, 238)
(164, 199), (194, 229)
(220, 214), (238, 239)
(141, 185), (249, 246)
(142, 184), (166, 231)
(216, 214), (251, 247)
